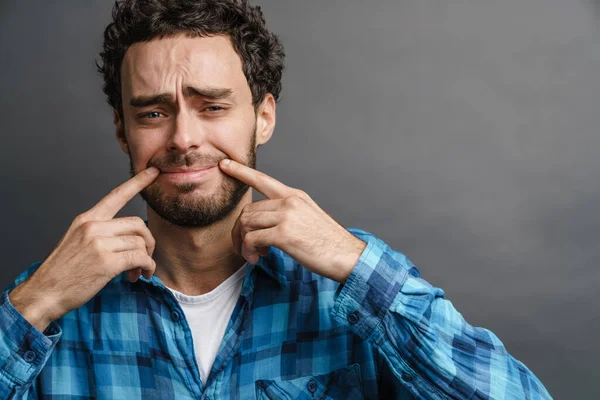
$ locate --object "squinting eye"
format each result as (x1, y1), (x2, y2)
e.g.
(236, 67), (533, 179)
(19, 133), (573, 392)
(205, 106), (224, 112)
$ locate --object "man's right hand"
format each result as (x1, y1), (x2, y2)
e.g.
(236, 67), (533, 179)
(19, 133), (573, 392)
(8, 166), (161, 333)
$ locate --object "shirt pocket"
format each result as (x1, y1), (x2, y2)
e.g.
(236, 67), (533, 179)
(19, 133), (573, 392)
(255, 363), (364, 400)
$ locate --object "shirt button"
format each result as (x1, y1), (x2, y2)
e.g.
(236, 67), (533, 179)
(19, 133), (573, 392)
(307, 379), (318, 393)
(23, 350), (36, 363)
(171, 310), (180, 322)
(401, 372), (414, 383)
(347, 311), (360, 325)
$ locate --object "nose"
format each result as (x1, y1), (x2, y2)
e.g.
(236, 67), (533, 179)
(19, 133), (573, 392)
(166, 106), (207, 153)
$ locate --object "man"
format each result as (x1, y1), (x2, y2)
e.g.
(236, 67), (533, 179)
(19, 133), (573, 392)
(0, 0), (552, 398)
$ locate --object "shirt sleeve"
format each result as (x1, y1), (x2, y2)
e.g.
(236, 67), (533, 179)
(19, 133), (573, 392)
(0, 263), (62, 398)
(331, 229), (553, 399)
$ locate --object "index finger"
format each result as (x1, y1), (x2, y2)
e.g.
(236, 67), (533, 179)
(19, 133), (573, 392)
(219, 159), (293, 199)
(87, 167), (160, 221)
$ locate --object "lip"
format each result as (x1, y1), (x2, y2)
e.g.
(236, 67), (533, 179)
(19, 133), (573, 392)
(161, 166), (217, 183)
(160, 165), (216, 173)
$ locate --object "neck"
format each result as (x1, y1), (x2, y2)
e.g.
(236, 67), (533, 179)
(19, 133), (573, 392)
(146, 190), (252, 296)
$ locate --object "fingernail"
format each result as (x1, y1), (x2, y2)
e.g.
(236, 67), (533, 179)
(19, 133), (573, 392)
(221, 159), (231, 166)
(146, 167), (159, 175)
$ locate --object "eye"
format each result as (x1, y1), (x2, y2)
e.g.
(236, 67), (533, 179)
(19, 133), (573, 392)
(205, 106), (224, 112)
(144, 111), (162, 119)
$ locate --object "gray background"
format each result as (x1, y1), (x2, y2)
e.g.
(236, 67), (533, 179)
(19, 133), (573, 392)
(1, 0), (598, 398)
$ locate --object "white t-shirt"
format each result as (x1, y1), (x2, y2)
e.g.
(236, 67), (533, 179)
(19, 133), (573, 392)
(165, 263), (247, 384)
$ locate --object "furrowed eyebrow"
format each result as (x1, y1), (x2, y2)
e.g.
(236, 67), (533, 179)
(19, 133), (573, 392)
(129, 94), (173, 108)
(129, 86), (233, 108)
(183, 86), (233, 100)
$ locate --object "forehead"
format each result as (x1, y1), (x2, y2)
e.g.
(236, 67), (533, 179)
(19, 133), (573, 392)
(120, 34), (248, 99)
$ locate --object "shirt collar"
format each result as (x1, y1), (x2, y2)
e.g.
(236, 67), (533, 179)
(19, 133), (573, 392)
(131, 219), (287, 289)
(129, 255), (287, 295)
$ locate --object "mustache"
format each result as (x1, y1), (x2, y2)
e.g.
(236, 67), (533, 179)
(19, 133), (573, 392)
(148, 153), (225, 170)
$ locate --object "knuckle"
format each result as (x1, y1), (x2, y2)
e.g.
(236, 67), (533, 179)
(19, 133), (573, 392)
(257, 172), (269, 184)
(80, 221), (96, 237)
(109, 186), (125, 199)
(295, 189), (309, 199)
(240, 211), (252, 225)
(130, 251), (145, 267)
(242, 232), (254, 247)
(242, 203), (253, 214)
(284, 195), (302, 207)
(145, 232), (156, 250)
(73, 213), (89, 226)
(145, 228), (155, 241)
(89, 237), (104, 253)
(135, 236), (146, 249)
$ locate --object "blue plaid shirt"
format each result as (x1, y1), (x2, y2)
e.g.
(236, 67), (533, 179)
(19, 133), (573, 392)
(0, 227), (552, 399)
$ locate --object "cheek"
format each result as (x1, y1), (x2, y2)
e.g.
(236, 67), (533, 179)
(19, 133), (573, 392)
(123, 119), (163, 161)
(212, 119), (256, 162)
(127, 136), (162, 167)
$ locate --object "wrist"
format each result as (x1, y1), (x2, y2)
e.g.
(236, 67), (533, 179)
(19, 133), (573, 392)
(8, 280), (56, 333)
(331, 237), (367, 284)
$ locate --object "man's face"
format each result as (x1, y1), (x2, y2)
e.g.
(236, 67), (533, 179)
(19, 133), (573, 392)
(117, 34), (271, 227)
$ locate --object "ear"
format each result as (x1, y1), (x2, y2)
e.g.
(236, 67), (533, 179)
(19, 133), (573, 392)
(255, 93), (276, 147)
(114, 109), (129, 154)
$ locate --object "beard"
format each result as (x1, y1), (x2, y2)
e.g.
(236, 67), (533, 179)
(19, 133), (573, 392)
(128, 124), (257, 228)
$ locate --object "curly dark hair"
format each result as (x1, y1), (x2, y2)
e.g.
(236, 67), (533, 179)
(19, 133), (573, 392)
(96, 0), (285, 117)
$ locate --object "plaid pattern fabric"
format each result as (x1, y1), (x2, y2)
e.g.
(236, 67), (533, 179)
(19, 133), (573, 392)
(0, 227), (552, 399)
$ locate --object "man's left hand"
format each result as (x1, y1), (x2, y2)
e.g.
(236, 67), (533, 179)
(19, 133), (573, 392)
(219, 159), (367, 284)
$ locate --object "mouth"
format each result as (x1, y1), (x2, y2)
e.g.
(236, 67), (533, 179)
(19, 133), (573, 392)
(160, 164), (217, 173)
(160, 166), (218, 183)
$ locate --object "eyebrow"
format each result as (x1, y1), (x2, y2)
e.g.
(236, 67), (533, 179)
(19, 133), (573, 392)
(129, 86), (234, 108)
